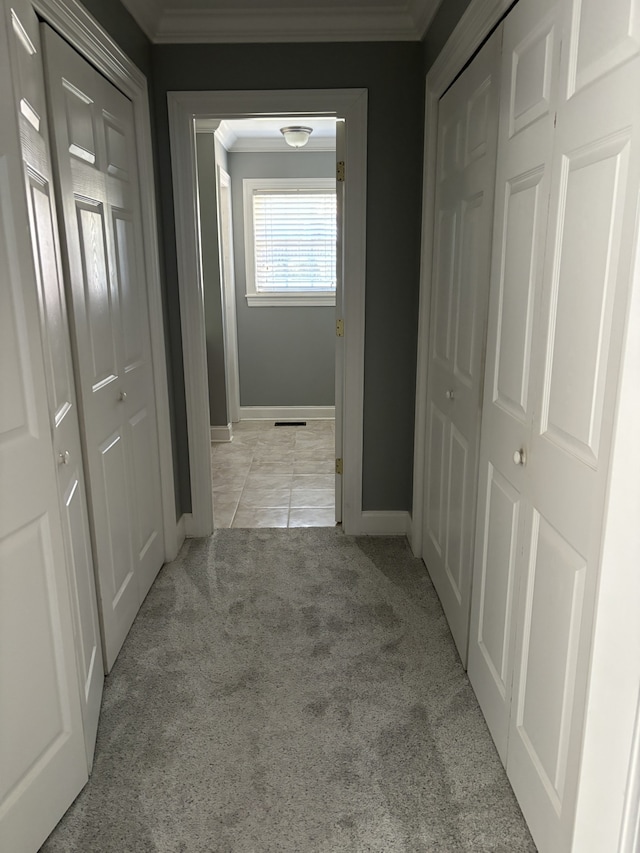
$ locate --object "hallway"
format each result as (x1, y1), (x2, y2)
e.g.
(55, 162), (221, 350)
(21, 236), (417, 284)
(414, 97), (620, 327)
(40, 529), (535, 852)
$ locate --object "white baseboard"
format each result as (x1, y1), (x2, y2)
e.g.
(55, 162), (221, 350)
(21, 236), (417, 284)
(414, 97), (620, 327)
(238, 406), (335, 421)
(210, 423), (232, 442)
(356, 511), (412, 536)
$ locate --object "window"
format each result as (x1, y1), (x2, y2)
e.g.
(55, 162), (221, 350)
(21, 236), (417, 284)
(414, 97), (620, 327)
(243, 177), (336, 306)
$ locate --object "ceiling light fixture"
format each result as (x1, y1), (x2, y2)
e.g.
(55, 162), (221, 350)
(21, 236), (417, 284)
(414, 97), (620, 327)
(280, 126), (313, 149)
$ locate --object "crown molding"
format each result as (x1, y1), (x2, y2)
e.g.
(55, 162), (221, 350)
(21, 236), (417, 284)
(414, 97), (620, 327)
(155, 8), (418, 43)
(121, 1), (443, 44)
(410, 0), (441, 38)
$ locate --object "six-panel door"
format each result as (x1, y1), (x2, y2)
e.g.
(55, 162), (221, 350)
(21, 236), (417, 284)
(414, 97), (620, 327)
(10, 0), (104, 768)
(42, 24), (165, 672)
(422, 25), (502, 665)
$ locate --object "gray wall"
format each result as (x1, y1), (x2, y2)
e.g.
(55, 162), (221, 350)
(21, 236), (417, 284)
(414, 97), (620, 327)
(151, 42), (425, 511)
(196, 133), (229, 427)
(229, 150), (335, 408)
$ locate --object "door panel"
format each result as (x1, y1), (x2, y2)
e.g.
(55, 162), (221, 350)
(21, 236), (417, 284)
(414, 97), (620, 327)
(421, 24), (503, 664)
(570, 0), (640, 94)
(43, 23), (164, 671)
(467, 0), (640, 847)
(494, 170), (542, 421)
(514, 511), (586, 805)
(432, 207), (457, 366)
(9, 0), (104, 769)
(468, 0), (563, 761)
(472, 463), (521, 760)
(542, 136), (630, 465)
(426, 401), (447, 555)
(505, 0), (640, 838)
(454, 195), (482, 384)
(0, 5), (87, 848)
(63, 470), (101, 703)
(445, 425), (469, 601)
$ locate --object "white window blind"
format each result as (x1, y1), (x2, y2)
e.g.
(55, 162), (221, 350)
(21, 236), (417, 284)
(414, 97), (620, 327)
(253, 189), (336, 292)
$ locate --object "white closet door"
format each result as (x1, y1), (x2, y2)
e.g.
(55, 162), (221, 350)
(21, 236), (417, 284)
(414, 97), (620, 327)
(0, 6), (87, 851)
(422, 25), (502, 664)
(468, 0), (563, 762)
(9, 0), (103, 768)
(42, 24), (165, 672)
(506, 0), (640, 848)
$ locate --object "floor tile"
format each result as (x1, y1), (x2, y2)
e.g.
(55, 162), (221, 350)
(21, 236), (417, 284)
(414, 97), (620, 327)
(238, 487), (291, 508)
(212, 490), (242, 511)
(211, 420), (336, 528)
(244, 471), (293, 489)
(292, 473), (334, 490)
(232, 507), (288, 528)
(212, 506), (236, 528)
(293, 460), (335, 474)
(288, 507), (336, 527)
(212, 474), (247, 492)
(290, 488), (335, 508)
(250, 460), (296, 474)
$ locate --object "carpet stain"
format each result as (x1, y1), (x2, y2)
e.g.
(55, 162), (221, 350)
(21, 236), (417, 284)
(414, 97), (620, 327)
(41, 528), (536, 853)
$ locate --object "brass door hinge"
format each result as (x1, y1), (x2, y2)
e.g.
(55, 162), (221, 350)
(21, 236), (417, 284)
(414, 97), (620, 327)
(335, 458), (343, 475)
(336, 318), (344, 337)
(337, 161), (345, 182)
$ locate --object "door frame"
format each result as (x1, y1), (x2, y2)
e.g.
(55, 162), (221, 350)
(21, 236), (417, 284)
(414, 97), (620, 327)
(216, 162), (241, 426)
(32, 0), (180, 560)
(168, 88), (367, 537)
(411, 0), (514, 558)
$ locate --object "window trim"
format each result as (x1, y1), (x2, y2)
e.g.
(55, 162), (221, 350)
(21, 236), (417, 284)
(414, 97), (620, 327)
(242, 176), (337, 307)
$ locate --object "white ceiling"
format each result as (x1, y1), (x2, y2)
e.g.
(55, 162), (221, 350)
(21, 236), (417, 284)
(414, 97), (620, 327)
(195, 116), (337, 152)
(120, 0), (443, 43)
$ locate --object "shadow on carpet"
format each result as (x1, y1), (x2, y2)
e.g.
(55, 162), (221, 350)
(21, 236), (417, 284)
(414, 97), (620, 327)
(41, 528), (536, 853)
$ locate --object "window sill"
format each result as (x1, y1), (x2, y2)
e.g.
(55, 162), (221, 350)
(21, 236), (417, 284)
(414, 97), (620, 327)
(245, 293), (336, 307)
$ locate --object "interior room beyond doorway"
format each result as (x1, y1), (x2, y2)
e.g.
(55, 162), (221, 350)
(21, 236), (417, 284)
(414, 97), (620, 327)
(211, 419), (335, 527)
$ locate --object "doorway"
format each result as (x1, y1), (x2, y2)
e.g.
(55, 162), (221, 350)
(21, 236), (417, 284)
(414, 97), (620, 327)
(167, 89), (367, 537)
(195, 115), (338, 528)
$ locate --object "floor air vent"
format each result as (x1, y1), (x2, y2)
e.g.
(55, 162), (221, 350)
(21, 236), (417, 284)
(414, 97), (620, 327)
(274, 421), (306, 427)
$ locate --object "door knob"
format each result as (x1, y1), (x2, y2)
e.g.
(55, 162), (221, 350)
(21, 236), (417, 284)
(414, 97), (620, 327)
(445, 389), (455, 400)
(58, 450), (70, 465)
(118, 390), (127, 402)
(513, 448), (526, 466)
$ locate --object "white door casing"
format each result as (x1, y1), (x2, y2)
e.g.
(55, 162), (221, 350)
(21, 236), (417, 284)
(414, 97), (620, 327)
(9, 0), (104, 768)
(168, 89), (367, 536)
(335, 117), (345, 523)
(42, 24), (165, 671)
(468, 0), (640, 848)
(216, 163), (241, 425)
(421, 24), (502, 665)
(0, 5), (87, 851)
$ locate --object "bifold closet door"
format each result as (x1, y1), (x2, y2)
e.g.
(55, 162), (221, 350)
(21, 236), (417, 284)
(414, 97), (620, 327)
(469, 0), (640, 848)
(9, 0), (104, 768)
(468, 0), (563, 764)
(421, 24), (502, 664)
(0, 6), (87, 851)
(42, 24), (165, 672)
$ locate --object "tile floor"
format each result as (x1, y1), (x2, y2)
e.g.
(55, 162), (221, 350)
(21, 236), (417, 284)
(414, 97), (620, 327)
(211, 419), (336, 528)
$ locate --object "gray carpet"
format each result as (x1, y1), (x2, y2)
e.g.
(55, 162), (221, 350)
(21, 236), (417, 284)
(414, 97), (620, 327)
(41, 529), (536, 852)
